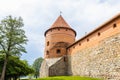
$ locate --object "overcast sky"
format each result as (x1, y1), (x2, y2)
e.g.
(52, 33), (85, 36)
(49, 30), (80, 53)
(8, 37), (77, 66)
(0, 0), (120, 65)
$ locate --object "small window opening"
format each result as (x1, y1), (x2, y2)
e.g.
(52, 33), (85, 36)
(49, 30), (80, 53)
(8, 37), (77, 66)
(98, 32), (101, 36)
(113, 23), (117, 28)
(57, 49), (61, 54)
(87, 39), (89, 42)
(46, 51), (49, 55)
(79, 43), (81, 46)
(66, 29), (68, 31)
(58, 28), (60, 31)
(47, 41), (49, 46)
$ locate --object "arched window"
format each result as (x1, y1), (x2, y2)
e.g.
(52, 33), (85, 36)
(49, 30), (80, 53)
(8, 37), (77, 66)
(87, 39), (89, 42)
(56, 49), (61, 54)
(47, 41), (49, 46)
(46, 51), (49, 55)
(79, 43), (81, 46)
(98, 32), (101, 36)
(113, 23), (117, 28)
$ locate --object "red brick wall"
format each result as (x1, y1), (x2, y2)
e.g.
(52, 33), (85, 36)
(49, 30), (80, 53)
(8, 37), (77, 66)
(45, 28), (76, 58)
(68, 16), (120, 55)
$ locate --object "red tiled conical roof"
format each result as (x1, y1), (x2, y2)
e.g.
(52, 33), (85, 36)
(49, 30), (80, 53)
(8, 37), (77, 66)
(45, 15), (76, 36)
(50, 15), (71, 28)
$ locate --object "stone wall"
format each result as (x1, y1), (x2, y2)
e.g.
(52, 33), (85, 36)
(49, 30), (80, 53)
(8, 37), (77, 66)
(40, 60), (49, 78)
(67, 33), (120, 80)
(40, 56), (67, 77)
(49, 56), (68, 76)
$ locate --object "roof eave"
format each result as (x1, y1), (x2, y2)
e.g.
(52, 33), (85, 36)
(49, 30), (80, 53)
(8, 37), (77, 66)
(44, 27), (76, 37)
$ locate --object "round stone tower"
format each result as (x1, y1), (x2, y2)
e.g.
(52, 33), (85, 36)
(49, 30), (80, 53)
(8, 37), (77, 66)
(44, 15), (76, 58)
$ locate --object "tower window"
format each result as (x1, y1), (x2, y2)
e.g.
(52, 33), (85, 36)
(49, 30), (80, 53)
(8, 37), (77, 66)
(47, 41), (49, 46)
(98, 32), (100, 36)
(113, 23), (117, 28)
(56, 49), (61, 54)
(46, 51), (49, 55)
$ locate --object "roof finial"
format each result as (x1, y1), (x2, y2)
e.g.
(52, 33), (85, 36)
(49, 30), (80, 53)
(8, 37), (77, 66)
(60, 11), (62, 15)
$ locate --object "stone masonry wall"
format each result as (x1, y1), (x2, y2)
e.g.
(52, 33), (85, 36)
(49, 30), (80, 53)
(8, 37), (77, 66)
(40, 56), (67, 78)
(49, 56), (67, 76)
(67, 33), (120, 80)
(40, 60), (49, 78)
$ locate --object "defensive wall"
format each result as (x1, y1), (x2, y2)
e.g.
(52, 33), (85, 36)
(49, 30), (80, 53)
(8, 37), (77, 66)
(67, 14), (120, 80)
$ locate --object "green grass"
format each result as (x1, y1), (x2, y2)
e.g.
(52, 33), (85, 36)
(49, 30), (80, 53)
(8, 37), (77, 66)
(22, 76), (103, 80)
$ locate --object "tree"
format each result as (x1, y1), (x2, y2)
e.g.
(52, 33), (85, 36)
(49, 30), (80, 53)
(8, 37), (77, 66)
(32, 57), (43, 78)
(0, 55), (34, 80)
(0, 15), (27, 80)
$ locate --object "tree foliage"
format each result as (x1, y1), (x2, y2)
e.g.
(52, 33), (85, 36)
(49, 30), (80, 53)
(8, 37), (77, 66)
(32, 57), (43, 78)
(0, 15), (27, 80)
(0, 55), (34, 80)
(0, 15), (27, 56)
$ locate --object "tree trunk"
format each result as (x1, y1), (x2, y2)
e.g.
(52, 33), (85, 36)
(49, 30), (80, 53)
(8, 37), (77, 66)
(0, 56), (8, 80)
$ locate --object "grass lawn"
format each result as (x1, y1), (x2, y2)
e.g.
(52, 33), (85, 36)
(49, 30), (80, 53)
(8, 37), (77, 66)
(22, 76), (103, 80)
